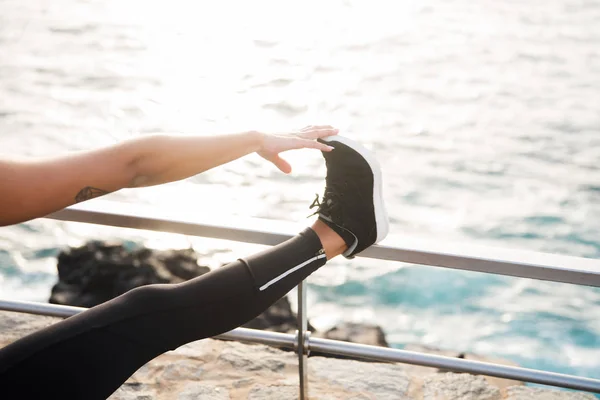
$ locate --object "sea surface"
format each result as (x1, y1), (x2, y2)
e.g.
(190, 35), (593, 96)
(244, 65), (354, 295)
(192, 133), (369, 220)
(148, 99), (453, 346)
(1, 0), (600, 387)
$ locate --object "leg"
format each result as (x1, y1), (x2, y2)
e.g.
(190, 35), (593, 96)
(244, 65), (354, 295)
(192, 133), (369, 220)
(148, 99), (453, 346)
(0, 225), (342, 400)
(0, 136), (387, 400)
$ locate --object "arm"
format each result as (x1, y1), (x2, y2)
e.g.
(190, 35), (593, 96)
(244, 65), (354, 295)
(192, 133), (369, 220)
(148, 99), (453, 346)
(0, 127), (337, 227)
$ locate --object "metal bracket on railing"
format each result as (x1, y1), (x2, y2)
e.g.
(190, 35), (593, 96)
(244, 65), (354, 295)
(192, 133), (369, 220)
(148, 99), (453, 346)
(296, 280), (310, 400)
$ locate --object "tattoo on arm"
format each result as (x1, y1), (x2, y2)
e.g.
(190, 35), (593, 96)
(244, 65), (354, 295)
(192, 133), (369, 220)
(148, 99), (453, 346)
(75, 187), (110, 203)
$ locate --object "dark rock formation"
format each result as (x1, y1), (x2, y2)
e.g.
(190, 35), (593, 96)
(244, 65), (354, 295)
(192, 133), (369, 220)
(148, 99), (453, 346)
(50, 241), (209, 307)
(309, 322), (389, 360)
(322, 322), (389, 347)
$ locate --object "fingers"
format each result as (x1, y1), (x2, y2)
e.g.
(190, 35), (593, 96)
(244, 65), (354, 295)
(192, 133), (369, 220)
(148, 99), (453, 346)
(294, 138), (334, 152)
(298, 126), (339, 140)
(300, 125), (335, 132)
(271, 154), (292, 174)
(258, 134), (333, 174)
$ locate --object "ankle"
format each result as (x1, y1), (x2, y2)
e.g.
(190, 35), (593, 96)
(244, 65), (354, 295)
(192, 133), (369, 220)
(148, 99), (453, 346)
(311, 220), (347, 260)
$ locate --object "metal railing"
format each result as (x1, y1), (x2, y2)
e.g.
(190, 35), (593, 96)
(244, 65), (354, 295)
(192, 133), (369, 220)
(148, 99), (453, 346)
(1, 199), (599, 398)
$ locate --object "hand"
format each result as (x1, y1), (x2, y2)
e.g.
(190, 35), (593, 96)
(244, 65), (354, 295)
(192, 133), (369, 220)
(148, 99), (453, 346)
(257, 125), (338, 173)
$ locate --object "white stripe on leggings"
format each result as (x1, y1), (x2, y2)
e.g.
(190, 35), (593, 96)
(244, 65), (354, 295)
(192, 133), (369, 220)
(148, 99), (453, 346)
(259, 253), (327, 291)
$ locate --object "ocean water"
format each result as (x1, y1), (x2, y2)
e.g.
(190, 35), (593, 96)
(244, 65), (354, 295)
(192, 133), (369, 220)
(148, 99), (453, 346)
(1, 0), (600, 387)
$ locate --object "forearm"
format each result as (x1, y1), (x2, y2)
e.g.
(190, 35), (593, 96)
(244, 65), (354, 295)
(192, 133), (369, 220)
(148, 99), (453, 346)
(126, 131), (262, 187)
(0, 131), (262, 226)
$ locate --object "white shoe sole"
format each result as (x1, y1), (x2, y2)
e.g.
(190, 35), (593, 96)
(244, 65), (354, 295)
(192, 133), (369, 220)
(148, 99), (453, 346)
(321, 136), (390, 245)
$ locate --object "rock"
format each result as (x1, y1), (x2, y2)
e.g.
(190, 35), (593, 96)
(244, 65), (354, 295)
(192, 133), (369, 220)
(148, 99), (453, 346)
(160, 360), (204, 381)
(422, 373), (501, 400)
(247, 385), (297, 400)
(111, 382), (156, 400)
(177, 384), (231, 400)
(50, 242), (209, 307)
(504, 386), (597, 400)
(310, 356), (411, 399)
(218, 341), (286, 372)
(322, 322), (389, 347)
(310, 322), (389, 360)
(0, 311), (57, 347)
(403, 344), (523, 390)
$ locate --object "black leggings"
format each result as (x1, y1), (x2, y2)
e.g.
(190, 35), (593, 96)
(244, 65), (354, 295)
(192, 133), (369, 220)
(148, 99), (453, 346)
(0, 228), (326, 400)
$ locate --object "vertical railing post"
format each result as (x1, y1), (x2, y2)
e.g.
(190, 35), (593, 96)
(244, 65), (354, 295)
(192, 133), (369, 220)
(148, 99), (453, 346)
(296, 280), (309, 399)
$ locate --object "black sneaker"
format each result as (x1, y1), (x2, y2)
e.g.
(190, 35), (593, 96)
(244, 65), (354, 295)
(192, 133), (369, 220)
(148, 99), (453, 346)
(310, 136), (389, 258)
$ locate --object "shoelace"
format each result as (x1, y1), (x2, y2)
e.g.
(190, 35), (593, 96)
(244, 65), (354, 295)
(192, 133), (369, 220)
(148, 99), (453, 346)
(308, 181), (347, 222)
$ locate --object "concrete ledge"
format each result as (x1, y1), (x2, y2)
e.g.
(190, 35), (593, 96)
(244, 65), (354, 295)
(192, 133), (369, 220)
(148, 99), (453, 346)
(0, 311), (595, 400)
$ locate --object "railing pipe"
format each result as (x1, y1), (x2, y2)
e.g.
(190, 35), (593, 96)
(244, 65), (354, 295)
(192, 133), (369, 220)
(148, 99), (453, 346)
(46, 201), (600, 287)
(217, 328), (296, 349)
(0, 299), (86, 318)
